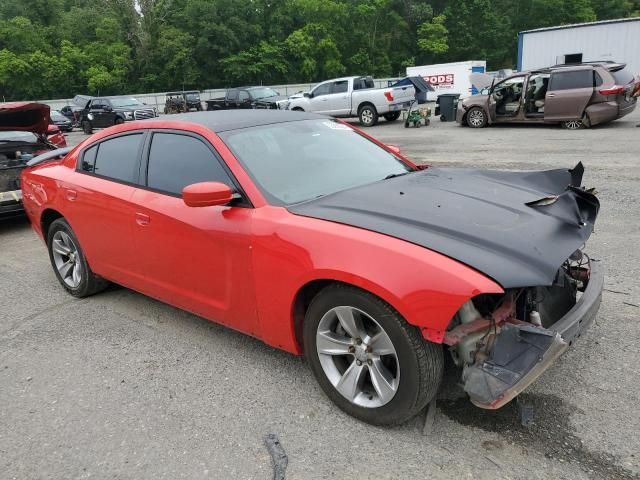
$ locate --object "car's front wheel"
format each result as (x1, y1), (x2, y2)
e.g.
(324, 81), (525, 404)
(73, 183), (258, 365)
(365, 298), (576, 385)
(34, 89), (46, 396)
(47, 218), (109, 298)
(303, 284), (443, 425)
(466, 107), (487, 128)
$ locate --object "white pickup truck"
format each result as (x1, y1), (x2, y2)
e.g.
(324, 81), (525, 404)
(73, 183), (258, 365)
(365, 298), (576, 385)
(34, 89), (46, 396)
(285, 76), (415, 126)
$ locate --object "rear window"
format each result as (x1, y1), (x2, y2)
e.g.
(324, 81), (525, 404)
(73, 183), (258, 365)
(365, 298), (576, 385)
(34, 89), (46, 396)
(550, 70), (593, 90)
(611, 68), (634, 85)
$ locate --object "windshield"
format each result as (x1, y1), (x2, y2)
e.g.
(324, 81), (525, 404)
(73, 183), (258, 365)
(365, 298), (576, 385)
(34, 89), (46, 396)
(220, 119), (411, 205)
(249, 88), (279, 100)
(110, 97), (143, 107)
(0, 131), (38, 143)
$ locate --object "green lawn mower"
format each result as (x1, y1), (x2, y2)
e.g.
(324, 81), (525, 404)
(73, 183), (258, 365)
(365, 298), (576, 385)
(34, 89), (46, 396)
(404, 101), (431, 128)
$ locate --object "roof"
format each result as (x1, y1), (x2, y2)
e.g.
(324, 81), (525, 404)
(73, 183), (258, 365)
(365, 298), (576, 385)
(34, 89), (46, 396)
(520, 17), (640, 35)
(145, 109), (327, 133)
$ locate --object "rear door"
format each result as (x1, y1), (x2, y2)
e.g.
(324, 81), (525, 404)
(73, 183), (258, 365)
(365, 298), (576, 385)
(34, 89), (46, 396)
(327, 80), (351, 116)
(65, 132), (145, 287)
(544, 68), (594, 121)
(129, 130), (258, 334)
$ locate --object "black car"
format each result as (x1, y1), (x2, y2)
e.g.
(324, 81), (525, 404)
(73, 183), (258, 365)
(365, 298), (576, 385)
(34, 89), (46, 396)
(50, 110), (74, 132)
(60, 95), (92, 125)
(206, 87), (288, 110)
(80, 96), (158, 134)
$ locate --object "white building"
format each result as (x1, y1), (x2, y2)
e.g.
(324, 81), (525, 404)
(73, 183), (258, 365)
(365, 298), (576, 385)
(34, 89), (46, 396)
(518, 18), (640, 74)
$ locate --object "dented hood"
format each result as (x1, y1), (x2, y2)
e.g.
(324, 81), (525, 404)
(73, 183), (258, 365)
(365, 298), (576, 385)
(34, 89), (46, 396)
(0, 102), (51, 136)
(288, 164), (599, 288)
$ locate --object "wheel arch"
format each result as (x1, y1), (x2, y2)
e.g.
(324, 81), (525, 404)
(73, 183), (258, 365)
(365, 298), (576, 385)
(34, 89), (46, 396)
(357, 101), (377, 114)
(40, 208), (64, 240)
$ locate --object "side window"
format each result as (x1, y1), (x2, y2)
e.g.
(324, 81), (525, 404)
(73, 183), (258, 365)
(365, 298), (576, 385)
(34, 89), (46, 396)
(238, 90), (250, 102)
(81, 145), (98, 172)
(146, 133), (233, 196)
(332, 81), (348, 94)
(92, 133), (143, 183)
(594, 72), (604, 87)
(227, 89), (238, 101)
(91, 99), (105, 109)
(550, 70), (593, 90)
(312, 82), (332, 97)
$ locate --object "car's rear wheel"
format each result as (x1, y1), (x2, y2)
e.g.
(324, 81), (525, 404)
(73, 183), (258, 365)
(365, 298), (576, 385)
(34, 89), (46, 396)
(303, 284), (443, 425)
(47, 218), (109, 298)
(358, 104), (379, 127)
(562, 119), (584, 130)
(466, 107), (487, 128)
(82, 121), (93, 135)
(384, 112), (401, 122)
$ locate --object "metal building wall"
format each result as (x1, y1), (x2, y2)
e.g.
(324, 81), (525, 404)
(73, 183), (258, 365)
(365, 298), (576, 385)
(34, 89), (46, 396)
(519, 19), (640, 74)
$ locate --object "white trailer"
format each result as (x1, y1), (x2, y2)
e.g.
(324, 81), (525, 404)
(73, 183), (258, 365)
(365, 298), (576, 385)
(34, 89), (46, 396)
(406, 61), (487, 100)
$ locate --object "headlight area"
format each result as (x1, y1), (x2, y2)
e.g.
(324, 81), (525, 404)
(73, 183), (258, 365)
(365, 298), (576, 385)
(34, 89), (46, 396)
(123, 112), (133, 120)
(443, 250), (603, 410)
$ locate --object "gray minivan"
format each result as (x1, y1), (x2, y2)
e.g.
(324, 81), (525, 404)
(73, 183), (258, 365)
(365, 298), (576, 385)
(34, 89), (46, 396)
(457, 62), (638, 129)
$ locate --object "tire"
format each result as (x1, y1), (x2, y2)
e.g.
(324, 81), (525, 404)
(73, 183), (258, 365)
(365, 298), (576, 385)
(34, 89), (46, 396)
(440, 115), (446, 122)
(358, 104), (378, 127)
(303, 284), (443, 425)
(82, 121), (93, 135)
(292, 107), (304, 112)
(561, 119), (584, 130)
(47, 218), (109, 298)
(114, 117), (125, 125)
(383, 112), (401, 122)
(466, 107), (487, 128)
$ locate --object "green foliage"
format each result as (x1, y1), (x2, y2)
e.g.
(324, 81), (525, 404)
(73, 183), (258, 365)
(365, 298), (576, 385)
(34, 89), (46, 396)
(0, 0), (637, 100)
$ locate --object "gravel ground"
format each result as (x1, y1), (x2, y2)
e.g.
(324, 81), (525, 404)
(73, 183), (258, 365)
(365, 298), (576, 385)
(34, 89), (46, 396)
(1, 109), (639, 480)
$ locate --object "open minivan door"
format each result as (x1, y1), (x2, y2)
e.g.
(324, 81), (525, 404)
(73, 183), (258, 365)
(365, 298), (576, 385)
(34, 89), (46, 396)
(544, 68), (594, 124)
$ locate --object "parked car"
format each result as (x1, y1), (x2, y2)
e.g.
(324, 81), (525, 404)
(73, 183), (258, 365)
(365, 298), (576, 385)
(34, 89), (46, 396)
(21, 110), (602, 425)
(79, 96), (158, 134)
(164, 91), (203, 114)
(60, 95), (92, 126)
(457, 61), (639, 129)
(286, 76), (415, 126)
(1, 102), (66, 218)
(50, 110), (74, 132)
(205, 86), (288, 111)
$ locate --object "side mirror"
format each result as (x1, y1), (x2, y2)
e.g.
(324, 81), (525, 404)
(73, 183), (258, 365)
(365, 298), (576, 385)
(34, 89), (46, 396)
(182, 182), (234, 207)
(386, 144), (401, 155)
(480, 88), (490, 95)
(303, 92), (311, 98)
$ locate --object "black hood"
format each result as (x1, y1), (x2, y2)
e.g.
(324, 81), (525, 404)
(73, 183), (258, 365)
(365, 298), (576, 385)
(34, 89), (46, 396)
(288, 164), (599, 288)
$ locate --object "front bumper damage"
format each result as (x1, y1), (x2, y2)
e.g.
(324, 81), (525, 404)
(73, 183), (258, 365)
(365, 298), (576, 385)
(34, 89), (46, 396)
(446, 258), (603, 409)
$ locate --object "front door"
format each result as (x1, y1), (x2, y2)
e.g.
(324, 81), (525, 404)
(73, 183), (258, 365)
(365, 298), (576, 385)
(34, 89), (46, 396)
(308, 82), (333, 113)
(130, 131), (258, 335)
(488, 76), (526, 122)
(544, 69), (594, 122)
(89, 99), (116, 128)
(327, 80), (351, 116)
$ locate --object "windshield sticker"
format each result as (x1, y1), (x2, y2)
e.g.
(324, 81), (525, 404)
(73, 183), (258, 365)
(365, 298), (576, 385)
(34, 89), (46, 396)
(322, 121), (352, 131)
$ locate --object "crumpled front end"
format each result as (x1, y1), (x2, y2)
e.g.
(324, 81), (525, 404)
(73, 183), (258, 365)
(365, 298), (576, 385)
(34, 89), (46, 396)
(445, 252), (603, 409)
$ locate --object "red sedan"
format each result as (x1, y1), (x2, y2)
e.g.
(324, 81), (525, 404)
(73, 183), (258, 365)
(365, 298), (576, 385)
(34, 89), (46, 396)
(21, 111), (603, 425)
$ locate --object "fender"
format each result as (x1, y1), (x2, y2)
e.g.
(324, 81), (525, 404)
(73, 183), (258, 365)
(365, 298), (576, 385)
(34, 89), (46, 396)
(250, 207), (503, 354)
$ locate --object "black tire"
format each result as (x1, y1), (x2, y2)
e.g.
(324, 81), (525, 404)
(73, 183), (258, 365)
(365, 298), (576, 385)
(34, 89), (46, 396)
(358, 104), (378, 127)
(465, 107), (487, 128)
(303, 284), (443, 426)
(82, 121), (93, 135)
(47, 218), (109, 298)
(114, 117), (125, 125)
(384, 111), (401, 122)
(439, 115), (446, 122)
(292, 107), (304, 112)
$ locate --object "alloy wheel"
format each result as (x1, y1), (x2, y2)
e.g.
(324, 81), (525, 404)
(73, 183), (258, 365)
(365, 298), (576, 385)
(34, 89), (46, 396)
(361, 109), (374, 126)
(468, 109), (485, 127)
(316, 306), (399, 408)
(564, 120), (583, 130)
(51, 231), (82, 288)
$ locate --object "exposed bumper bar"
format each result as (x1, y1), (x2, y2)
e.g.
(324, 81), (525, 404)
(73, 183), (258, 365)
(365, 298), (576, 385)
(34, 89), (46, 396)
(464, 261), (604, 409)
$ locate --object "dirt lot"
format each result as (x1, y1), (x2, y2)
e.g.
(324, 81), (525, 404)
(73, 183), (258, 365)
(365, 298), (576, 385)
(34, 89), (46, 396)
(1, 110), (639, 480)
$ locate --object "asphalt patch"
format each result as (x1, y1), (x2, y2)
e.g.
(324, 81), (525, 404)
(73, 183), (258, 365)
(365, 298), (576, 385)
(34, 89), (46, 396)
(439, 393), (638, 480)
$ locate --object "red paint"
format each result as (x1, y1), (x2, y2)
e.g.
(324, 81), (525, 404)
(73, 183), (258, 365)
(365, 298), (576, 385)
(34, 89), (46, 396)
(21, 120), (503, 355)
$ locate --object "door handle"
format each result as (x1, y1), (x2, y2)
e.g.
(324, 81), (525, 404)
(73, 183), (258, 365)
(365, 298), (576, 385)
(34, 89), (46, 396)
(547, 93), (555, 98)
(65, 189), (77, 201)
(135, 212), (150, 226)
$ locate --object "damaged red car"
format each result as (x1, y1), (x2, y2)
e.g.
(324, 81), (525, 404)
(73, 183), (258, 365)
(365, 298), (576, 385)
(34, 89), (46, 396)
(1, 102), (67, 218)
(20, 111), (602, 425)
